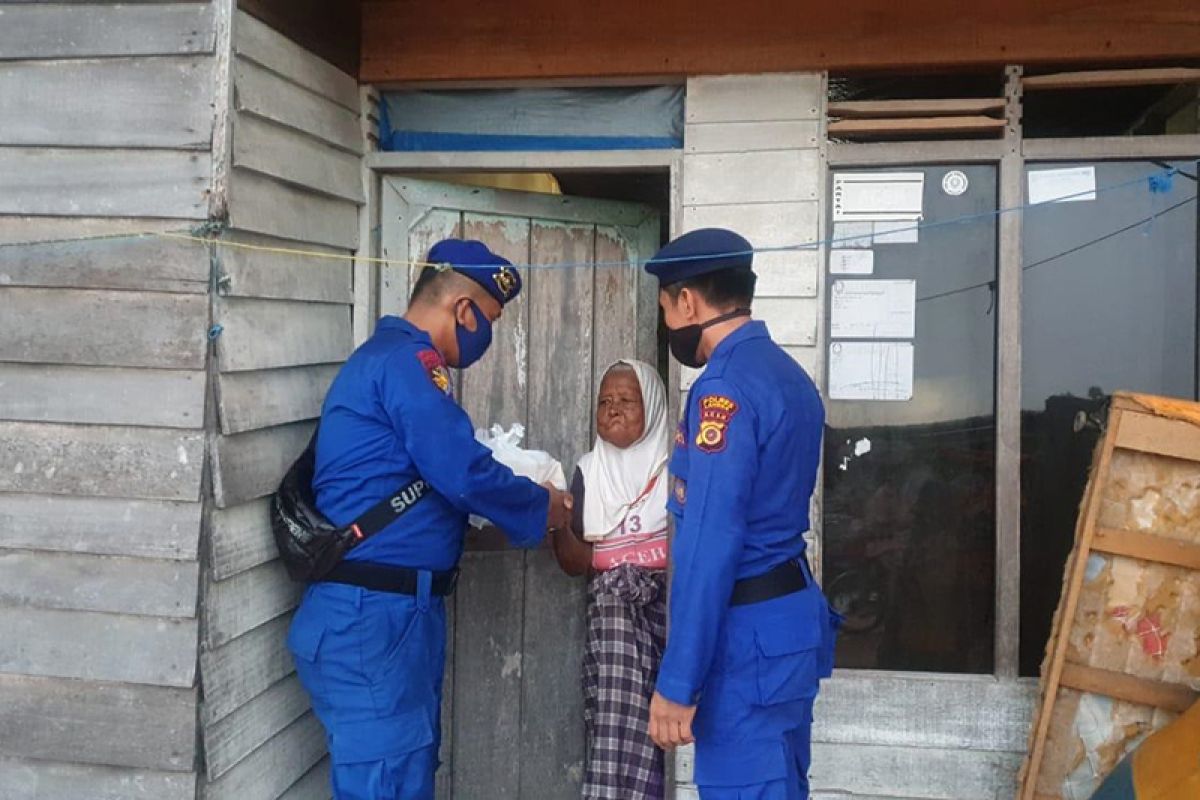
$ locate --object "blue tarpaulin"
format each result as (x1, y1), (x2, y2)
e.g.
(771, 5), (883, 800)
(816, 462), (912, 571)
(380, 87), (684, 151)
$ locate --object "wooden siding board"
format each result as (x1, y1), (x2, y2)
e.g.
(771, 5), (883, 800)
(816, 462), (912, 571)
(233, 112), (364, 202)
(752, 298), (818, 345)
(0, 421), (204, 501)
(278, 757), (331, 800)
(0, 673), (196, 773)
(227, 168), (360, 249)
(209, 498), (277, 581)
(202, 674), (310, 780)
(233, 10), (359, 111)
(217, 232), (354, 303)
(0, 226), (208, 294)
(201, 712), (326, 800)
(0, 57), (214, 149)
(0, 550), (199, 619)
(0, 606), (198, 687)
(0, 148), (210, 219)
(203, 560), (303, 648)
(199, 615), (296, 724)
(685, 120), (820, 153)
(686, 74), (824, 123)
(234, 58), (362, 154)
(812, 674), (1037, 752)
(211, 421), (315, 508)
(809, 742), (1022, 799)
(0, 364), (205, 429)
(681, 201), (819, 247)
(216, 364), (338, 435)
(0, 758), (197, 800)
(215, 296), (351, 372)
(682, 202), (820, 298)
(0, 493), (202, 561)
(0, 3), (216, 60)
(682, 151), (820, 205)
(0, 287), (208, 370)
(0, 216), (184, 246)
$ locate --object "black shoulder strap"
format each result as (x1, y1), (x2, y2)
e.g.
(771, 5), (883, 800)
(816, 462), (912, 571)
(304, 427), (433, 543)
(347, 477), (432, 541)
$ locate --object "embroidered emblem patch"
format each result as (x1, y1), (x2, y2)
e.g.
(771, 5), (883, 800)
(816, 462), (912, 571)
(492, 266), (518, 301)
(416, 349), (453, 395)
(673, 477), (687, 504)
(674, 423), (686, 448)
(696, 395), (738, 453)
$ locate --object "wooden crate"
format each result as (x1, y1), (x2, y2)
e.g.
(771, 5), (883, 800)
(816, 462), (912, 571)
(1019, 393), (1200, 800)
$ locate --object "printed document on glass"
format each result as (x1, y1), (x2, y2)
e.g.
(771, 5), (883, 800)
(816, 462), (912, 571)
(828, 342), (914, 401)
(829, 249), (874, 275)
(830, 279), (916, 339)
(1028, 166), (1096, 204)
(833, 172), (925, 222)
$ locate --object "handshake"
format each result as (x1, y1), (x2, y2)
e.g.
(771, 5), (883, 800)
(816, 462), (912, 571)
(543, 483), (574, 534)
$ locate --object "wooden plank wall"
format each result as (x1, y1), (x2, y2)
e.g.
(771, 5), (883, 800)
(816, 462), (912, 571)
(198, 11), (361, 800)
(677, 72), (823, 552)
(0, 2), (219, 798)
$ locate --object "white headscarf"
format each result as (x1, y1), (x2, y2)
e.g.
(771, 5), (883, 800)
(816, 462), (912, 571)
(577, 359), (670, 543)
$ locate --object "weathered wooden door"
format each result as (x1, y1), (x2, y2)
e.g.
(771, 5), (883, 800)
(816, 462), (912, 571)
(379, 177), (661, 799)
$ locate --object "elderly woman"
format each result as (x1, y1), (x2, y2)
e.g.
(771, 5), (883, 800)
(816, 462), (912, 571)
(552, 359), (670, 800)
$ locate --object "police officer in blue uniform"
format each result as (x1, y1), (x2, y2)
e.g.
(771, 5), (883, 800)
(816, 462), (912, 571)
(644, 229), (837, 799)
(287, 239), (573, 800)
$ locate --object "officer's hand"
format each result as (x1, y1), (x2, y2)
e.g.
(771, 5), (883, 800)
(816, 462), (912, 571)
(543, 484), (573, 533)
(648, 691), (696, 750)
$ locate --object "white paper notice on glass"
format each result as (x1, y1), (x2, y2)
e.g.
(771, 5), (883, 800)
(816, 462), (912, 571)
(1028, 166), (1096, 204)
(829, 249), (874, 275)
(828, 342), (914, 401)
(873, 220), (919, 244)
(833, 172), (925, 222)
(831, 221), (874, 248)
(830, 279), (916, 339)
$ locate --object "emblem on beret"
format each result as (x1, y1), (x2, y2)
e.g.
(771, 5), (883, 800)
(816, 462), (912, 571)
(492, 266), (518, 300)
(416, 349), (453, 395)
(696, 395), (738, 453)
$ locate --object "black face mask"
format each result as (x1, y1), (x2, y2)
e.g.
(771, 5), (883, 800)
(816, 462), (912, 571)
(667, 308), (751, 369)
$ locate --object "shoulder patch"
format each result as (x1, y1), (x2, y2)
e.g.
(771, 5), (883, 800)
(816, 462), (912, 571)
(416, 348), (452, 395)
(674, 422), (686, 448)
(696, 394), (738, 453)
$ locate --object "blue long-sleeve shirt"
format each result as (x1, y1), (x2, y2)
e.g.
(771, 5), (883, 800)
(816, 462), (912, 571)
(655, 320), (825, 705)
(313, 316), (548, 571)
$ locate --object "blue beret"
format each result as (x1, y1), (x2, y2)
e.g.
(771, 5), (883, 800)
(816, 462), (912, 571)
(644, 228), (754, 287)
(427, 238), (522, 306)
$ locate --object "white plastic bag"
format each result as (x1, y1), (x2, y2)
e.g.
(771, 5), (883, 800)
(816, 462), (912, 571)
(469, 423), (567, 528)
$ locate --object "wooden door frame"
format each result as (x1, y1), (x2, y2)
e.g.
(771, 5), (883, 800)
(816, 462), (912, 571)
(354, 142), (684, 407)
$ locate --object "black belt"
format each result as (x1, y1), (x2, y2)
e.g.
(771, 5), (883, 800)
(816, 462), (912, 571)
(730, 558), (808, 606)
(321, 560), (459, 597)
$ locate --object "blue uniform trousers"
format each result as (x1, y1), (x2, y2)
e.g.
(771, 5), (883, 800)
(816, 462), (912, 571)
(287, 580), (445, 800)
(692, 583), (833, 800)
